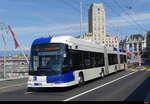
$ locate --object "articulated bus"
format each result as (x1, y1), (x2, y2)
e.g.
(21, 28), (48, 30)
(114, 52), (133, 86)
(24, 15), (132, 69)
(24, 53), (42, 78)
(27, 36), (127, 89)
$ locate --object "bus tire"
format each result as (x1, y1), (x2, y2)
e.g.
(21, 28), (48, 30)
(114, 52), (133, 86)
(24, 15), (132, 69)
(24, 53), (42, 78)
(124, 64), (126, 70)
(27, 87), (33, 92)
(115, 66), (117, 72)
(78, 73), (84, 86)
(101, 70), (104, 78)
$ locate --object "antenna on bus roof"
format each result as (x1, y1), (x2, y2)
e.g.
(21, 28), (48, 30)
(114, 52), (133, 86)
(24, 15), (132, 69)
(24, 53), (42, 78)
(49, 35), (53, 38)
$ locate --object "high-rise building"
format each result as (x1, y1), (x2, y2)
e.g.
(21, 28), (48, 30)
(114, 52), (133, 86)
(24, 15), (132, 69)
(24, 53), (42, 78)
(80, 3), (119, 48)
(88, 3), (106, 37)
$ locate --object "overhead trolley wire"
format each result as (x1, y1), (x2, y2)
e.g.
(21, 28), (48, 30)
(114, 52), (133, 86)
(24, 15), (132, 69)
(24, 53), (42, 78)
(60, 0), (86, 22)
(113, 0), (147, 32)
(101, 0), (146, 33)
(61, 0), (80, 13)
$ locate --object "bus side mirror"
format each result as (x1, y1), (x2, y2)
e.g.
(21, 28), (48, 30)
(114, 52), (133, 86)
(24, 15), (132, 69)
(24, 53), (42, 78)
(66, 45), (69, 52)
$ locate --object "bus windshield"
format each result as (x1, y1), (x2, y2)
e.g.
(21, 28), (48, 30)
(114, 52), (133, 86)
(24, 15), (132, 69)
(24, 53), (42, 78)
(29, 43), (70, 76)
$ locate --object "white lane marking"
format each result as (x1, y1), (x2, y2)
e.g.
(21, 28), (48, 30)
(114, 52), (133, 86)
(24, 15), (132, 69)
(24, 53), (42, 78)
(0, 83), (27, 90)
(24, 92), (32, 94)
(63, 71), (138, 101)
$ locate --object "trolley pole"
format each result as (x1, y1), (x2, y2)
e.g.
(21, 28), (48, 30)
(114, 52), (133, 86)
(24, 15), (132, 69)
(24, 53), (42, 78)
(19, 46), (29, 64)
(3, 35), (6, 79)
(138, 52), (141, 67)
(80, 0), (83, 36)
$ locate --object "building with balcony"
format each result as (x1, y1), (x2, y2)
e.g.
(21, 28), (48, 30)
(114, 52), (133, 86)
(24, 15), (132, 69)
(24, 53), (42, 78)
(80, 33), (119, 48)
(119, 34), (146, 55)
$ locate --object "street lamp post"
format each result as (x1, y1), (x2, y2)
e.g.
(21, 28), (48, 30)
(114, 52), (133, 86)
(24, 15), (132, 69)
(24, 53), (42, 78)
(0, 24), (6, 79)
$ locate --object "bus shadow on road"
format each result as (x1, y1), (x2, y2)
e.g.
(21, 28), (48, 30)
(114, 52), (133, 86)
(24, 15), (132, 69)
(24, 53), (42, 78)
(125, 76), (150, 101)
(26, 85), (79, 93)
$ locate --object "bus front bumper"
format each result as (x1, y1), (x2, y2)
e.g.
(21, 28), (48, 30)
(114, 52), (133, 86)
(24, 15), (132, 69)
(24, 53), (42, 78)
(27, 81), (77, 88)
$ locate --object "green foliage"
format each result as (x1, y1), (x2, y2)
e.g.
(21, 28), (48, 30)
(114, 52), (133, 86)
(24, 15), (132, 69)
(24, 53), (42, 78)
(146, 30), (150, 56)
(147, 30), (150, 40)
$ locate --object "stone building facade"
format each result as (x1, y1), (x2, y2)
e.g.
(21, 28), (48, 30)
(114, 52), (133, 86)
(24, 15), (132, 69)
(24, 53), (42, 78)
(119, 34), (146, 55)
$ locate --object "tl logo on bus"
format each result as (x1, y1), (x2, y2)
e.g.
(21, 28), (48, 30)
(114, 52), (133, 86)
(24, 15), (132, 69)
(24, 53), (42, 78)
(33, 76), (37, 81)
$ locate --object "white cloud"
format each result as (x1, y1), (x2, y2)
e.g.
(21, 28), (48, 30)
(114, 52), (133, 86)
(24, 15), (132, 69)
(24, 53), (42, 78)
(107, 12), (150, 28)
(13, 23), (88, 36)
(1, 23), (88, 51)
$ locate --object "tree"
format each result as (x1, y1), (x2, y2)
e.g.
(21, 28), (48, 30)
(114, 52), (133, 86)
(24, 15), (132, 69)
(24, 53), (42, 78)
(146, 30), (150, 56)
(147, 30), (150, 40)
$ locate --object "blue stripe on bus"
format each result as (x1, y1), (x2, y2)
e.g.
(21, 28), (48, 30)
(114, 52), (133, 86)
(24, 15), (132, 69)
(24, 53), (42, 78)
(32, 37), (52, 46)
(34, 83), (42, 86)
(113, 48), (118, 51)
(119, 49), (126, 53)
(123, 50), (126, 53)
(46, 72), (75, 83)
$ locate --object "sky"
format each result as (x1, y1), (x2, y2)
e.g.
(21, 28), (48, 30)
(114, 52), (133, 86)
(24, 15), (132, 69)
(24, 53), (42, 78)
(0, 0), (150, 51)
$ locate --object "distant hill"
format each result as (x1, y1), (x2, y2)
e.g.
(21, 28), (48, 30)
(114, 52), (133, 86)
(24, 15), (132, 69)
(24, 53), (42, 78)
(0, 50), (30, 57)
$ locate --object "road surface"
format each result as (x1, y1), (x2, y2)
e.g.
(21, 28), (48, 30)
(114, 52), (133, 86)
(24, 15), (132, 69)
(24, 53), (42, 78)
(0, 70), (150, 101)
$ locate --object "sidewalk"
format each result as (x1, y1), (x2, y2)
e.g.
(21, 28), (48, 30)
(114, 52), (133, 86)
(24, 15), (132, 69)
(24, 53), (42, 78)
(127, 64), (150, 71)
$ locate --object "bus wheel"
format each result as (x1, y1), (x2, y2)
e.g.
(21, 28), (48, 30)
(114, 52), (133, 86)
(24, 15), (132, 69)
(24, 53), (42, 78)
(101, 71), (104, 78)
(115, 66), (117, 72)
(78, 73), (84, 86)
(124, 64), (126, 70)
(27, 87), (33, 92)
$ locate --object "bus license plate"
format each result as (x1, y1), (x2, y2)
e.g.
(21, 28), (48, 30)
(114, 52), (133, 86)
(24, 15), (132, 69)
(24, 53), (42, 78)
(34, 83), (42, 86)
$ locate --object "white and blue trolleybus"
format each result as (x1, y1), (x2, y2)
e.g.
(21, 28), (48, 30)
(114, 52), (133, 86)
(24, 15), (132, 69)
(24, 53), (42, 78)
(27, 36), (127, 88)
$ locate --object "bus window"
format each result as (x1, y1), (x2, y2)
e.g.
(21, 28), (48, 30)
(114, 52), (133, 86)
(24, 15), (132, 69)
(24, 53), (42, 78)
(108, 54), (118, 65)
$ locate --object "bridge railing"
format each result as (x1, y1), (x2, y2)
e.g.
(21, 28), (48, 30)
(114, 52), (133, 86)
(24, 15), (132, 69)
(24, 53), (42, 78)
(0, 64), (28, 80)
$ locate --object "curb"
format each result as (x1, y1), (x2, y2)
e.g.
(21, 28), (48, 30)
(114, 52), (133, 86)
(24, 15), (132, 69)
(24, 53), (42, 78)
(143, 69), (150, 71)
(0, 76), (28, 82)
